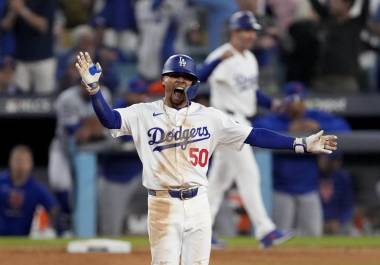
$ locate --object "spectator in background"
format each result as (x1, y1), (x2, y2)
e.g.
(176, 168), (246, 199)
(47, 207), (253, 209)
(191, 0), (238, 51)
(0, 0), (15, 57)
(0, 0), (58, 95)
(56, 25), (103, 92)
(48, 79), (111, 235)
(0, 145), (59, 236)
(318, 152), (354, 235)
(92, 0), (138, 55)
(282, 17), (320, 87)
(58, 0), (95, 30)
(310, 0), (369, 94)
(57, 25), (124, 94)
(0, 56), (23, 95)
(135, 0), (196, 80)
(254, 81), (351, 236)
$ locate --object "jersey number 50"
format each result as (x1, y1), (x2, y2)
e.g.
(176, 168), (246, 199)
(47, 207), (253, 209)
(189, 148), (209, 167)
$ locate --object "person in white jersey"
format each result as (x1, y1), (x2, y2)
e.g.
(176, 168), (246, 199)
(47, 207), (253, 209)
(205, 10), (292, 248)
(75, 51), (337, 265)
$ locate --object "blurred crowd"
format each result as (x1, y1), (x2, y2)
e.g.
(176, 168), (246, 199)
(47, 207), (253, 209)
(1, 0), (380, 238)
(2, 0), (380, 97)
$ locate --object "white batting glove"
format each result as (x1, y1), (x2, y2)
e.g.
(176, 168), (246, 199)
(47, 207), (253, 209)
(75, 51), (102, 95)
(293, 130), (338, 154)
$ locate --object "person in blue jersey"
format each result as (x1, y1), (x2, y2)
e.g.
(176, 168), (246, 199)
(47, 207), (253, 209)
(0, 145), (59, 236)
(97, 79), (147, 237)
(318, 152), (354, 235)
(254, 81), (351, 236)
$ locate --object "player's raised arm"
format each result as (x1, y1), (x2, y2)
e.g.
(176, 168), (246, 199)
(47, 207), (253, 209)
(244, 128), (338, 155)
(75, 51), (121, 129)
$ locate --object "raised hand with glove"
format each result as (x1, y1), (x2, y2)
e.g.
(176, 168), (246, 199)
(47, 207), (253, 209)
(75, 52), (102, 95)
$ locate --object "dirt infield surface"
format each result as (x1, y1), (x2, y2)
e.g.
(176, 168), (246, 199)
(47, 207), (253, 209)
(1, 246), (380, 265)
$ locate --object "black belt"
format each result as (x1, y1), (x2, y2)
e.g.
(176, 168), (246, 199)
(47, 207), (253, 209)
(148, 187), (199, 200)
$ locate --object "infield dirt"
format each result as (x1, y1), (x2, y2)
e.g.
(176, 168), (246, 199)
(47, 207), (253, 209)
(1, 246), (380, 265)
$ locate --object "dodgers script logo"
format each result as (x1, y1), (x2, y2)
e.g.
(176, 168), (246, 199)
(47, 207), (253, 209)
(148, 126), (210, 152)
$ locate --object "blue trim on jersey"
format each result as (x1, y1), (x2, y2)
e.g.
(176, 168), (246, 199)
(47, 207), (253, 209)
(244, 128), (294, 149)
(256, 90), (273, 109)
(197, 58), (222, 82)
(91, 91), (121, 129)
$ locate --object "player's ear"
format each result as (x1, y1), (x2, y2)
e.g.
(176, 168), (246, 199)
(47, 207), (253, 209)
(162, 75), (169, 85)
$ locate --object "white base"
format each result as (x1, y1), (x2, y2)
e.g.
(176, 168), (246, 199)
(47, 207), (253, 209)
(67, 238), (132, 253)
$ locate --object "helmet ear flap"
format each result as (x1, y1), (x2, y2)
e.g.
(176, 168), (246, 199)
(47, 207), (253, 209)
(185, 80), (200, 100)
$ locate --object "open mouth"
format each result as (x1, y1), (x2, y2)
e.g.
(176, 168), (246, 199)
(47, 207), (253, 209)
(174, 87), (185, 96)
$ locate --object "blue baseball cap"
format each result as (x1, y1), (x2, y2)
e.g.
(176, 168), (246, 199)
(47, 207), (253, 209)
(229, 11), (262, 31)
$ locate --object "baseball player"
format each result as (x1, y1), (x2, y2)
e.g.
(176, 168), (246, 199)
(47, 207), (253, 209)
(205, 10), (292, 247)
(48, 69), (111, 235)
(76, 51), (337, 265)
(0, 145), (59, 235)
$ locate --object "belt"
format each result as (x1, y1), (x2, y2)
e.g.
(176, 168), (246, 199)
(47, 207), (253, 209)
(148, 187), (199, 200)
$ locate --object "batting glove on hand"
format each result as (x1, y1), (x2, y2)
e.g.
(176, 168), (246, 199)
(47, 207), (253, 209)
(294, 130), (338, 154)
(75, 51), (102, 95)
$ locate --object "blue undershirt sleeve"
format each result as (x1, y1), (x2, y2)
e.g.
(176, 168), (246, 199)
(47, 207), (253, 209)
(244, 128), (295, 150)
(90, 90), (122, 129)
(256, 90), (272, 109)
(197, 58), (222, 82)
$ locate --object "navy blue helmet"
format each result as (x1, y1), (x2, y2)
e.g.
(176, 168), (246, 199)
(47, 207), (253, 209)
(162, 54), (200, 100)
(229, 11), (262, 31)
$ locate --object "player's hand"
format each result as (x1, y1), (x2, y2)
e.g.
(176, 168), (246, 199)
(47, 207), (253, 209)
(75, 51), (102, 95)
(221, 50), (234, 61)
(294, 130), (338, 154)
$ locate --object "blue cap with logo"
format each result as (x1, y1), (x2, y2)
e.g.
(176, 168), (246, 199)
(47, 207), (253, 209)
(229, 11), (262, 31)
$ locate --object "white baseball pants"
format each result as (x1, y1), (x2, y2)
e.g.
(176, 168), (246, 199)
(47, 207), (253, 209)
(208, 144), (276, 239)
(148, 188), (211, 265)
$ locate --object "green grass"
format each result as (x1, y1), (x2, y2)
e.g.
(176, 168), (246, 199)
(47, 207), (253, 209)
(225, 236), (380, 247)
(0, 236), (379, 248)
(0, 236), (150, 248)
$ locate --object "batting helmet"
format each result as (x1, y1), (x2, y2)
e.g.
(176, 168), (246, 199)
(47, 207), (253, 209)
(229, 11), (262, 31)
(162, 54), (200, 100)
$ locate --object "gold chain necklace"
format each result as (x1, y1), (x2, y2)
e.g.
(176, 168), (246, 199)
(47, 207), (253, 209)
(162, 99), (189, 128)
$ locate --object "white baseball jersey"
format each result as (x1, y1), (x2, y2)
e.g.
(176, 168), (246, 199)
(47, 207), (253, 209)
(110, 100), (252, 190)
(54, 85), (111, 140)
(206, 44), (278, 239)
(49, 85), (111, 190)
(206, 43), (259, 118)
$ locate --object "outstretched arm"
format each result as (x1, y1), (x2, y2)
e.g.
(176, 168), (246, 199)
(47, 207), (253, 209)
(75, 51), (121, 129)
(198, 50), (234, 82)
(244, 128), (337, 154)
